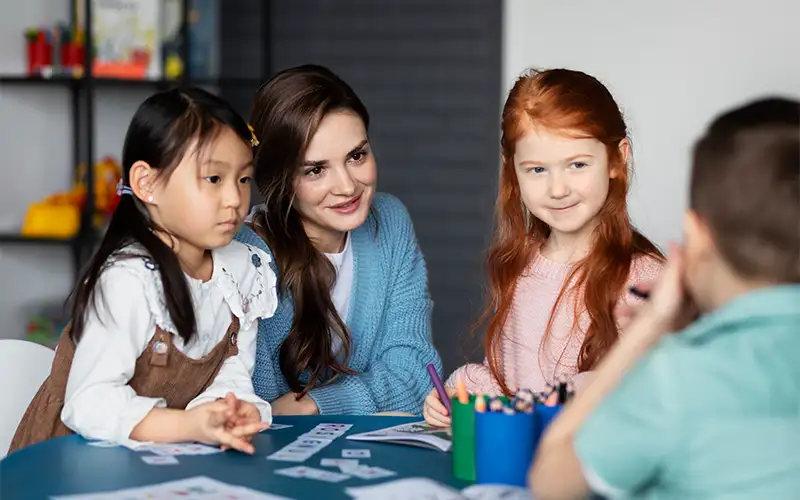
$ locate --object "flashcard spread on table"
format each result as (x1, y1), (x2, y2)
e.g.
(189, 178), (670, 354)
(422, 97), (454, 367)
(264, 423), (293, 431)
(321, 458), (360, 468)
(345, 478), (532, 500)
(50, 475), (292, 500)
(267, 423), (351, 463)
(274, 466), (351, 483)
(143, 443), (223, 456)
(342, 449), (370, 458)
(459, 484), (532, 499)
(87, 440), (119, 448)
(345, 478), (463, 500)
(141, 455), (179, 465)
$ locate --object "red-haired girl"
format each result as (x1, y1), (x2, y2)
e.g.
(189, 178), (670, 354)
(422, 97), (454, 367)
(425, 68), (663, 427)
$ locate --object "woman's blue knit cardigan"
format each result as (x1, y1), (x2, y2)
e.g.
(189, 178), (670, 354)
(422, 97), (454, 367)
(234, 192), (443, 415)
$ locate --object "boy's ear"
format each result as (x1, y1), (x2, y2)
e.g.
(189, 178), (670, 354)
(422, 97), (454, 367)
(684, 210), (716, 260)
(129, 160), (157, 204)
(611, 138), (630, 179)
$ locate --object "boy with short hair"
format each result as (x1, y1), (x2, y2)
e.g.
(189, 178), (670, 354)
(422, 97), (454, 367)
(530, 97), (800, 499)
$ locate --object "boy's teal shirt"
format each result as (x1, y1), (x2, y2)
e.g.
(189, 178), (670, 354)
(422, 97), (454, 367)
(575, 284), (800, 499)
(234, 193), (442, 415)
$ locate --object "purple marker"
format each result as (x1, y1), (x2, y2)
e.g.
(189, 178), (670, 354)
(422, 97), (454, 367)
(426, 363), (452, 414)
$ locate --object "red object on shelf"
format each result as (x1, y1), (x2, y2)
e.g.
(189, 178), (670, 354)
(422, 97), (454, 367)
(61, 41), (84, 74)
(27, 31), (52, 76)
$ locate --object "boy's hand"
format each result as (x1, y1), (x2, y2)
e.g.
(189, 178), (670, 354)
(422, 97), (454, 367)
(625, 243), (699, 346)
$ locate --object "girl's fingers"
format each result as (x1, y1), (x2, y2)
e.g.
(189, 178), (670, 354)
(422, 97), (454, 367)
(230, 421), (269, 438)
(207, 401), (234, 427)
(219, 432), (254, 455)
(428, 397), (449, 417)
(425, 409), (451, 428)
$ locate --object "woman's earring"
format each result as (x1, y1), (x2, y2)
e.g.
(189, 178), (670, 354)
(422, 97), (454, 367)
(147, 194), (154, 203)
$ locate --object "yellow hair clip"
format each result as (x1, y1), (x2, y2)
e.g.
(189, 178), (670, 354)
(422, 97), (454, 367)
(248, 124), (260, 147)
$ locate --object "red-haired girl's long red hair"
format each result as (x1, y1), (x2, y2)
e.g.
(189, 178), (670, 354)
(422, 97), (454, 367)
(480, 69), (663, 396)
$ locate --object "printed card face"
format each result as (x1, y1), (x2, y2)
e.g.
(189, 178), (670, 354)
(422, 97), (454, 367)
(141, 455), (179, 465)
(274, 466), (312, 478)
(338, 462), (363, 474)
(87, 440), (119, 448)
(316, 423), (352, 430)
(265, 424), (293, 431)
(304, 467), (351, 483)
(145, 445), (188, 456)
(293, 437), (333, 448)
(342, 449), (371, 458)
(320, 458), (360, 468)
(181, 444), (222, 455)
(267, 451), (311, 462)
(301, 430), (342, 440)
(349, 466), (396, 480)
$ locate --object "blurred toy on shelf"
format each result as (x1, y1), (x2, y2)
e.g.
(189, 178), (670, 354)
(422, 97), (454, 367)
(23, 300), (67, 349)
(25, 315), (61, 349)
(25, 24), (84, 78)
(21, 156), (121, 239)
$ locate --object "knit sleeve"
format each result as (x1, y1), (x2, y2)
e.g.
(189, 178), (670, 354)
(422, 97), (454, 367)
(444, 360), (504, 395)
(307, 195), (442, 415)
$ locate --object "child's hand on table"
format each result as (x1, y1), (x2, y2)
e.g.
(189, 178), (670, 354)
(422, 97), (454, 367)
(218, 392), (265, 450)
(186, 398), (268, 454)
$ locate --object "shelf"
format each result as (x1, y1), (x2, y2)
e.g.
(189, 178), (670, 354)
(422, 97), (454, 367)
(0, 233), (78, 246)
(0, 75), (264, 88)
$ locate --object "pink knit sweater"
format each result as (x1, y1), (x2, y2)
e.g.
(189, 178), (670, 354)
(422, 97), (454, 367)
(445, 253), (663, 394)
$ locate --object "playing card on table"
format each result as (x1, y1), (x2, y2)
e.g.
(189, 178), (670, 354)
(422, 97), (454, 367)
(181, 443), (223, 455)
(349, 465), (397, 480)
(141, 455), (179, 465)
(321, 458), (360, 468)
(264, 423), (293, 431)
(315, 423), (352, 431)
(292, 437), (334, 449)
(144, 443), (222, 456)
(301, 429), (343, 440)
(343, 449), (371, 458)
(274, 466), (313, 478)
(268, 441), (320, 461)
(267, 451), (312, 463)
(304, 467), (352, 483)
(87, 440), (118, 448)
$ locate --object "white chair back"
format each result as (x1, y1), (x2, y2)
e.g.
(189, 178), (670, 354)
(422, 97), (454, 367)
(0, 339), (54, 458)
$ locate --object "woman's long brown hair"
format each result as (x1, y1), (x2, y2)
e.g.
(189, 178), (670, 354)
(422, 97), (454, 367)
(248, 65), (368, 396)
(481, 69), (663, 396)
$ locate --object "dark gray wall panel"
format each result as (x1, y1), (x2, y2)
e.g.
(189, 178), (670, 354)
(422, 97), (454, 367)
(269, 0), (502, 375)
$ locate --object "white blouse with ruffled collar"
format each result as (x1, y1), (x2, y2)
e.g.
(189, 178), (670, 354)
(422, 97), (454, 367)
(61, 240), (277, 447)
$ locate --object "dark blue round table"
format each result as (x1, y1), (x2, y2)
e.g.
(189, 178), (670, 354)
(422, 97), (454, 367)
(0, 416), (470, 499)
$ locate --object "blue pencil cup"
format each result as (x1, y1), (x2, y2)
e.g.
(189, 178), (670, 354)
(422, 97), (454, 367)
(474, 410), (536, 486)
(533, 403), (563, 453)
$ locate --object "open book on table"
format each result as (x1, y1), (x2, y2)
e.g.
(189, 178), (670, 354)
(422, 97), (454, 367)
(346, 421), (452, 452)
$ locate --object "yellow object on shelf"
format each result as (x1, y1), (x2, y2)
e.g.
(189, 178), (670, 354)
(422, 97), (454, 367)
(21, 203), (80, 239)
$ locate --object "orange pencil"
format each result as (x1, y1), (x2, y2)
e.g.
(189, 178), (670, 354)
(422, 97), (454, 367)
(475, 393), (486, 412)
(456, 378), (469, 404)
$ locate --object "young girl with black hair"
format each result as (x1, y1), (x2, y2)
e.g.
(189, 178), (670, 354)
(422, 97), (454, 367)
(9, 87), (276, 455)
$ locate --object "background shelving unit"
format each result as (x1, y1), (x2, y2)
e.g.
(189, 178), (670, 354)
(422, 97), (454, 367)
(0, 0), (269, 281)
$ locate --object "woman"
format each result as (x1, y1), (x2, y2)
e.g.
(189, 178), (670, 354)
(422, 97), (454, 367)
(235, 64), (442, 415)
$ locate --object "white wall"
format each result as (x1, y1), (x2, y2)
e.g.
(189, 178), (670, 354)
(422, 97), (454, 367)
(0, 2), (151, 339)
(503, 0), (800, 247)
